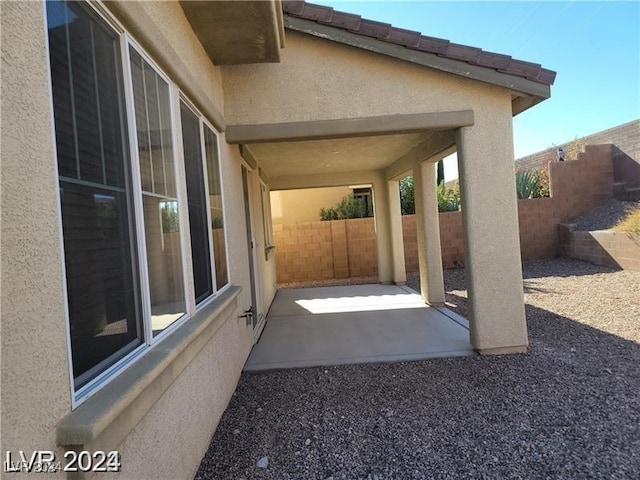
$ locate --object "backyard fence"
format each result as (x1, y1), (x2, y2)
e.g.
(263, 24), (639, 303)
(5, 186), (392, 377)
(274, 144), (617, 283)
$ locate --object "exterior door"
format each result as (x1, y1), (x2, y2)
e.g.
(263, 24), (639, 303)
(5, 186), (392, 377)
(241, 165), (265, 339)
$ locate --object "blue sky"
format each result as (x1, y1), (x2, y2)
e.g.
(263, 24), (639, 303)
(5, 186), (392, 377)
(311, 1), (639, 179)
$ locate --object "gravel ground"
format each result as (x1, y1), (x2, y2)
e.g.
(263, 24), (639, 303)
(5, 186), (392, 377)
(196, 258), (640, 480)
(570, 199), (639, 231)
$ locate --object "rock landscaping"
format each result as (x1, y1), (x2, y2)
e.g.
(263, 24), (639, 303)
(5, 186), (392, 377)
(196, 258), (639, 480)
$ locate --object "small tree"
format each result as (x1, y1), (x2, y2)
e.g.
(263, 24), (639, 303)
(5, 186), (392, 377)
(399, 175), (415, 215)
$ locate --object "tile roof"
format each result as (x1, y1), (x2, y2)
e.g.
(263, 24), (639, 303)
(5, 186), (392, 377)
(283, 1), (556, 87)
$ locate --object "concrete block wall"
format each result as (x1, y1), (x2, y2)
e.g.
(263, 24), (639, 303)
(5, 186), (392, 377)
(517, 198), (558, 260)
(274, 143), (618, 282)
(516, 119), (639, 180)
(559, 224), (640, 271)
(346, 218), (378, 277)
(273, 222), (335, 283)
(549, 144), (614, 221)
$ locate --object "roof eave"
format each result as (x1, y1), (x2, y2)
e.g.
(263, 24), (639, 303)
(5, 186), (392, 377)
(285, 15), (551, 112)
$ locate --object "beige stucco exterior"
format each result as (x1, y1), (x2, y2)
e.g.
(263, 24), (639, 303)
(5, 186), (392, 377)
(2, 1), (542, 478)
(1, 2), (274, 479)
(223, 31), (510, 126)
(223, 28), (528, 354)
(1, 1), (73, 466)
(271, 186), (353, 224)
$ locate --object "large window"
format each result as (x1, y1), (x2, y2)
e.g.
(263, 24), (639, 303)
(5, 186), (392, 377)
(47, 0), (142, 389)
(46, 0), (229, 402)
(180, 102), (213, 304)
(180, 102), (229, 300)
(129, 47), (186, 334)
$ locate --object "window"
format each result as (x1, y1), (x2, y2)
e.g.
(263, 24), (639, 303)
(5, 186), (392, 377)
(180, 101), (213, 304)
(46, 0), (229, 402)
(128, 47), (186, 334)
(204, 124), (229, 290)
(180, 103), (229, 301)
(352, 187), (374, 217)
(47, 0), (142, 389)
(260, 182), (274, 252)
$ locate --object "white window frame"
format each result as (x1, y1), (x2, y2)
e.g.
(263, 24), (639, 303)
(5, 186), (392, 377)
(260, 181), (274, 249)
(46, 0), (229, 408)
(178, 96), (232, 312)
(123, 37), (191, 343)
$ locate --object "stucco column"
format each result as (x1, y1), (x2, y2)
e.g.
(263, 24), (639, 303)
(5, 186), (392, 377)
(387, 180), (406, 285)
(457, 117), (528, 354)
(372, 176), (393, 284)
(413, 161), (445, 305)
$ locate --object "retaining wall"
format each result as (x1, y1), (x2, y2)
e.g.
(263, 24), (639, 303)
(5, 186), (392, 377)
(559, 224), (640, 271)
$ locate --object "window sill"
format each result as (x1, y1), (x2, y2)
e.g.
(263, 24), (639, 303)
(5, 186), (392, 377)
(57, 285), (242, 452)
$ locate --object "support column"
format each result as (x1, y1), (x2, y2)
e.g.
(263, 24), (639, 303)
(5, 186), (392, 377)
(387, 180), (406, 285)
(457, 116), (528, 354)
(372, 176), (393, 284)
(413, 161), (445, 305)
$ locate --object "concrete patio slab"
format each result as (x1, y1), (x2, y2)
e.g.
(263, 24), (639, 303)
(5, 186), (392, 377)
(244, 284), (473, 371)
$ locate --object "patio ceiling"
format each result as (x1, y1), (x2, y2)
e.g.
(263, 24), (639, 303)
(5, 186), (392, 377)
(246, 132), (432, 178)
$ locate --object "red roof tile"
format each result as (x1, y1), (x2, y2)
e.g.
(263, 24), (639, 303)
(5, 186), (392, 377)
(356, 19), (392, 39)
(282, 1), (556, 87)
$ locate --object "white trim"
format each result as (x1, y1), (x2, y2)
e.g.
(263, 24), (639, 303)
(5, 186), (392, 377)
(174, 93), (198, 316)
(200, 119), (219, 294)
(126, 37), (190, 342)
(207, 121), (232, 288)
(166, 79), (192, 338)
(122, 34), (154, 349)
(86, 0), (126, 35)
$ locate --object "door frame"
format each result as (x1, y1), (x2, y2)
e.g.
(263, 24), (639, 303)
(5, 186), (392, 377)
(241, 162), (266, 341)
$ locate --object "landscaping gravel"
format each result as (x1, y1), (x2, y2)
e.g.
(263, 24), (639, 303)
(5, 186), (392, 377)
(570, 198), (639, 231)
(196, 258), (640, 480)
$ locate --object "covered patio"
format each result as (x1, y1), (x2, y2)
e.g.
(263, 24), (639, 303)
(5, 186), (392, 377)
(223, 1), (556, 356)
(244, 284), (473, 371)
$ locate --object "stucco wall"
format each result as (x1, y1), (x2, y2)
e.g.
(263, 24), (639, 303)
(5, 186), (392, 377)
(1, 1), (73, 465)
(222, 30), (508, 126)
(271, 186), (352, 224)
(1, 2), (266, 479)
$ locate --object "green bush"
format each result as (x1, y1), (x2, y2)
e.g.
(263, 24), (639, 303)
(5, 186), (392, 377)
(437, 182), (460, 212)
(319, 194), (370, 221)
(515, 169), (547, 199)
(399, 175), (415, 215)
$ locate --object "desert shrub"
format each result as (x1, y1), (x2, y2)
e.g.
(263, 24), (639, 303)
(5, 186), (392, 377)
(614, 206), (640, 233)
(538, 168), (550, 197)
(437, 182), (460, 212)
(319, 194), (370, 221)
(399, 175), (460, 214)
(515, 169), (541, 199)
